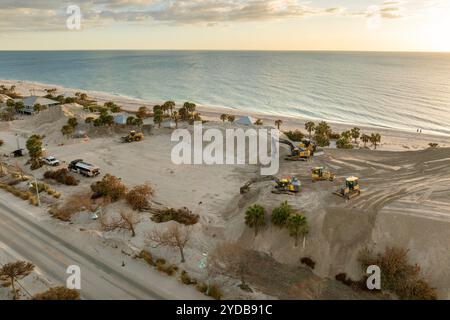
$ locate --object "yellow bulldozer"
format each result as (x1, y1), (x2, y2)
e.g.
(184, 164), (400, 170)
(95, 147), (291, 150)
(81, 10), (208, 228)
(333, 176), (361, 200)
(121, 130), (144, 143)
(279, 139), (311, 161)
(311, 167), (335, 182)
(272, 177), (301, 195)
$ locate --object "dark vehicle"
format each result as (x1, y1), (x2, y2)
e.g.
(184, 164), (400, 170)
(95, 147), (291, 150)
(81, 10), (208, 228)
(68, 159), (100, 177)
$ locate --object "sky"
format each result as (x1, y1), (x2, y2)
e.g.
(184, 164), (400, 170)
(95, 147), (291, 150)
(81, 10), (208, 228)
(0, 0), (449, 51)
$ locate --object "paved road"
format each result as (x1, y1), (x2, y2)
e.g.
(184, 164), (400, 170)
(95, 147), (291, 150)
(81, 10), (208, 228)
(0, 199), (201, 300)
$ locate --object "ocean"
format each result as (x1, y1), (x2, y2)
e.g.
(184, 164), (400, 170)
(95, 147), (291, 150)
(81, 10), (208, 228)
(0, 51), (449, 135)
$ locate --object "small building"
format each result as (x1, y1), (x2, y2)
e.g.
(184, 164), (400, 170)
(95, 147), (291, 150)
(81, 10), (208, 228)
(114, 112), (129, 125)
(22, 96), (59, 114)
(235, 116), (256, 126)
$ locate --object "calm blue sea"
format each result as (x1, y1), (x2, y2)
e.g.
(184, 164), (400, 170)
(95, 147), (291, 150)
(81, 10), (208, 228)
(0, 51), (449, 135)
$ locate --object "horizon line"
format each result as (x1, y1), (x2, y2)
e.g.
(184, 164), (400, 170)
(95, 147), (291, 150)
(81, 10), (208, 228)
(0, 49), (449, 54)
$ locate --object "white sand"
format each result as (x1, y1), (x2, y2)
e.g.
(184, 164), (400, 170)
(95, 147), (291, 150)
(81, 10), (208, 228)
(1, 79), (450, 299)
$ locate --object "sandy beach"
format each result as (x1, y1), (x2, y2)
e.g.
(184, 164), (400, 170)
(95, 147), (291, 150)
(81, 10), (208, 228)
(1, 79), (450, 299)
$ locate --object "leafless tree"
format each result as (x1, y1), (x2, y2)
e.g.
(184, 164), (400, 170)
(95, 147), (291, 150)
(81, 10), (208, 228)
(146, 224), (191, 262)
(0, 261), (35, 300)
(100, 210), (140, 237)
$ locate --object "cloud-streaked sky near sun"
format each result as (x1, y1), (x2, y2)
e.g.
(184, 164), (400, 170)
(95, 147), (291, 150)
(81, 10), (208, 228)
(0, 0), (449, 51)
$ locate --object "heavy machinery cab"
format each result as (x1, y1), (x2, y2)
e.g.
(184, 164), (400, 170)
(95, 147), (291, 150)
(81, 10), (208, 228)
(346, 177), (359, 190)
(312, 167), (324, 177)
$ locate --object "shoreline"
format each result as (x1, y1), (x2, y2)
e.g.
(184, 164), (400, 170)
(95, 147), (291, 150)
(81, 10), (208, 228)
(1, 78), (448, 151)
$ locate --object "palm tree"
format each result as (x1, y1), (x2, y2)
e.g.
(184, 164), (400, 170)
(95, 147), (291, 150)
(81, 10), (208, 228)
(227, 115), (235, 123)
(164, 101), (176, 115)
(370, 133), (381, 149)
(154, 109), (164, 128)
(361, 134), (370, 148)
(305, 121), (316, 138)
(351, 127), (361, 143)
(172, 111), (180, 128)
(254, 119), (263, 126)
(316, 121), (331, 137)
(220, 114), (228, 122)
(275, 119), (282, 130)
(286, 213), (309, 247)
(245, 204), (266, 237)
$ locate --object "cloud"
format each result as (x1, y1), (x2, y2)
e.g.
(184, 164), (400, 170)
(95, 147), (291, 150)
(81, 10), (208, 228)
(0, 0), (345, 31)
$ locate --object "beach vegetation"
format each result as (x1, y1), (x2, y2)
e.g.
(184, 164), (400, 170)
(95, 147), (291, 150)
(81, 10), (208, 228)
(151, 207), (199, 225)
(126, 183), (153, 211)
(271, 201), (293, 227)
(137, 106), (149, 118)
(0, 261), (35, 300)
(254, 119), (263, 126)
(172, 111), (181, 128)
(359, 247), (437, 300)
(305, 121), (316, 138)
(370, 133), (381, 149)
(361, 134), (370, 148)
(286, 213), (309, 247)
(300, 257), (316, 269)
(245, 204), (266, 237)
(275, 119), (282, 130)
(85, 116), (94, 124)
(48, 192), (94, 221)
(351, 127), (361, 143)
(100, 210), (140, 237)
(91, 174), (127, 202)
(284, 130), (304, 142)
(220, 114), (228, 122)
(163, 101), (176, 115)
(336, 135), (354, 149)
(227, 115), (235, 123)
(26, 134), (44, 170)
(33, 286), (80, 300)
(44, 168), (79, 186)
(147, 224), (191, 263)
(429, 143), (438, 148)
(154, 108), (164, 128)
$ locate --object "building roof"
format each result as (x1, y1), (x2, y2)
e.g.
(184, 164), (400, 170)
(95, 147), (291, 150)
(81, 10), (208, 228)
(23, 96), (59, 107)
(235, 116), (256, 126)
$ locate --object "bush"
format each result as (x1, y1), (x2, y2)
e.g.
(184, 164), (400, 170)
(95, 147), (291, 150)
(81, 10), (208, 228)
(429, 143), (438, 148)
(284, 130), (304, 142)
(138, 250), (154, 266)
(271, 201), (293, 227)
(49, 193), (93, 221)
(44, 169), (79, 186)
(33, 287), (80, 300)
(300, 257), (316, 269)
(152, 207), (199, 225)
(207, 284), (222, 300)
(314, 132), (330, 147)
(180, 270), (197, 285)
(336, 137), (354, 149)
(358, 247), (437, 300)
(329, 132), (341, 140)
(91, 174), (127, 202)
(196, 282), (208, 294)
(126, 183), (153, 211)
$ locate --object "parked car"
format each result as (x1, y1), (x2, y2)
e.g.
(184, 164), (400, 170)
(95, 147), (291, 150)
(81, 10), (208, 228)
(68, 159), (100, 177)
(42, 156), (60, 166)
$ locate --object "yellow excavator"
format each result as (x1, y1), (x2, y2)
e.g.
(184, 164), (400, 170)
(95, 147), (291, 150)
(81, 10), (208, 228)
(279, 139), (311, 161)
(311, 167), (335, 182)
(272, 177), (301, 195)
(121, 130), (144, 143)
(299, 139), (317, 155)
(333, 176), (361, 200)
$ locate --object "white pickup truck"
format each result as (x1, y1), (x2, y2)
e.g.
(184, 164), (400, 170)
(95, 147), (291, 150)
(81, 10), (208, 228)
(42, 156), (60, 166)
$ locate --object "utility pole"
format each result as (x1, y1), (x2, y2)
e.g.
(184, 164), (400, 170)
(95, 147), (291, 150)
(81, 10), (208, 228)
(31, 175), (41, 207)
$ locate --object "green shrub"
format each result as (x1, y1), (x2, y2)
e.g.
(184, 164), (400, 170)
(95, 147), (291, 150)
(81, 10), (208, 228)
(284, 130), (304, 142)
(207, 284), (222, 300)
(138, 250), (154, 266)
(336, 137), (354, 149)
(152, 207), (199, 225)
(180, 270), (197, 285)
